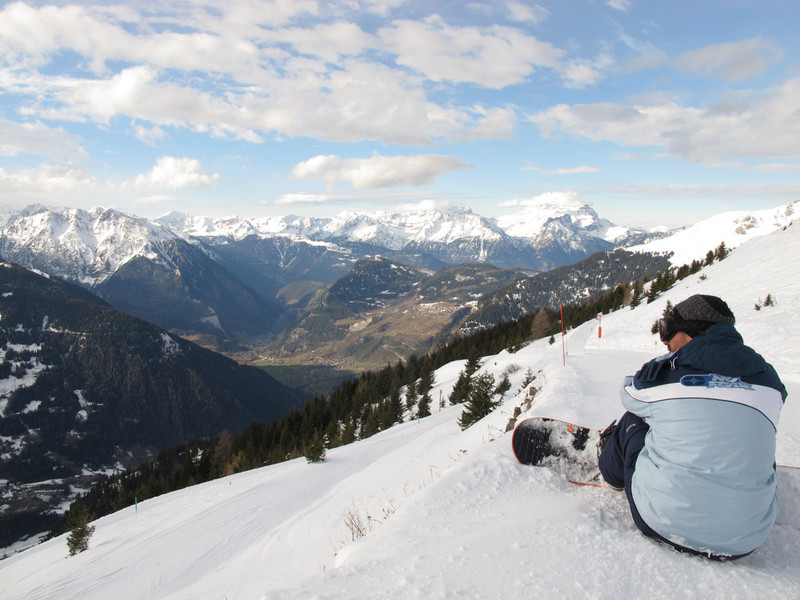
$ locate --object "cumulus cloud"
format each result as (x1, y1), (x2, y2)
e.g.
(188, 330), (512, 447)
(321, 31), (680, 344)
(128, 157), (219, 190)
(290, 154), (472, 189)
(18, 66), (265, 143)
(674, 37), (783, 81)
(528, 77), (800, 164)
(0, 1), (611, 149)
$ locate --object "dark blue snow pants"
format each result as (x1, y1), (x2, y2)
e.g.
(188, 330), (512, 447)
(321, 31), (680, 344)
(597, 411), (653, 537)
(598, 411), (752, 560)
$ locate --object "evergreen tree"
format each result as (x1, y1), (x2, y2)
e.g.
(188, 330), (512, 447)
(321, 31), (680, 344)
(404, 379), (419, 413)
(386, 387), (404, 426)
(417, 391), (432, 418)
(458, 373), (498, 430)
(521, 368), (536, 389)
(494, 374), (511, 399)
(304, 430), (327, 463)
(416, 368), (435, 418)
(66, 502), (95, 556)
(630, 279), (644, 309)
(465, 350), (482, 377)
(448, 369), (471, 405)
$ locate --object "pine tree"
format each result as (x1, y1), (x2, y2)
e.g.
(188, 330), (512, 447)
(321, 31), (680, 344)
(448, 369), (471, 405)
(416, 368), (434, 418)
(66, 502), (95, 556)
(458, 373), (498, 430)
(630, 279), (644, 309)
(404, 379), (418, 413)
(465, 350), (482, 377)
(521, 368), (536, 389)
(304, 430), (327, 463)
(386, 387), (404, 426)
(417, 391), (432, 418)
(494, 374), (511, 399)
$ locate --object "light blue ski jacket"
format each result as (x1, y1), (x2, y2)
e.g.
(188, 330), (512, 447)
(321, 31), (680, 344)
(622, 323), (787, 557)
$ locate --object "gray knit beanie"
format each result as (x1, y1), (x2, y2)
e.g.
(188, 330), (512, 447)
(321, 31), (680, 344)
(671, 294), (735, 336)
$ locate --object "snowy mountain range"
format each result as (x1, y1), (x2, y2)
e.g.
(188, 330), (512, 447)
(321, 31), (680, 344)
(0, 201), (648, 287)
(1, 201), (796, 352)
(2, 213), (798, 598)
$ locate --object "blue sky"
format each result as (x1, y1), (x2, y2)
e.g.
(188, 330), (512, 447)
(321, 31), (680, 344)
(0, 0), (798, 229)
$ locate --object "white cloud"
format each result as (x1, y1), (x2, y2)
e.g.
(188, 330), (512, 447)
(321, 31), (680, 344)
(0, 162), (96, 195)
(133, 124), (167, 146)
(128, 157), (219, 190)
(674, 37), (783, 82)
(466, 105), (518, 140)
(505, 2), (550, 24)
(257, 59), (483, 144)
(357, 0), (407, 17)
(290, 154), (471, 189)
(274, 192), (332, 206)
(606, 0), (632, 12)
(265, 21), (376, 62)
(528, 77), (800, 164)
(0, 119), (86, 159)
(498, 190), (588, 209)
(378, 16), (564, 88)
(0, 3), (602, 149)
(18, 66), (265, 142)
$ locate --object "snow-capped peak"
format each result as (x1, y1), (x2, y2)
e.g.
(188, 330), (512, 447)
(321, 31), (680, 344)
(628, 199), (798, 265)
(0, 206), (178, 285)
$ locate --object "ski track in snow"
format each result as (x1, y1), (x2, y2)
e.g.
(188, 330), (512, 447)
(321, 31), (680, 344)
(2, 224), (800, 599)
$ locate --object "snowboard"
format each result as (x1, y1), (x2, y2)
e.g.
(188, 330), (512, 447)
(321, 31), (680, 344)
(511, 417), (604, 486)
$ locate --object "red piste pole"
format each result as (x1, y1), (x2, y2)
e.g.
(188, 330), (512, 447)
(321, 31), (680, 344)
(560, 303), (565, 366)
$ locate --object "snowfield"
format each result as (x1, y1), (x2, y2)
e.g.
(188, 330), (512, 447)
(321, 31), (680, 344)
(1, 222), (799, 599)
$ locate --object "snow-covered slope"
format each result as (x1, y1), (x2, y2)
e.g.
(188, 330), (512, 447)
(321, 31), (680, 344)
(628, 200), (798, 266)
(1, 223), (799, 599)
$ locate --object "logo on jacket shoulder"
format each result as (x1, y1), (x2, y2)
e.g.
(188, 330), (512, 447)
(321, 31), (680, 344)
(680, 374), (753, 389)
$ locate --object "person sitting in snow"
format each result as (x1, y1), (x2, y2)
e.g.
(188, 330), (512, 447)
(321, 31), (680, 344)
(598, 294), (787, 559)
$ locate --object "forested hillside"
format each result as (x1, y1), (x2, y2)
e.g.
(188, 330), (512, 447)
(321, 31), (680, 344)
(0, 262), (305, 548)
